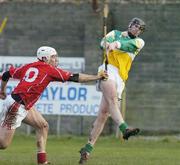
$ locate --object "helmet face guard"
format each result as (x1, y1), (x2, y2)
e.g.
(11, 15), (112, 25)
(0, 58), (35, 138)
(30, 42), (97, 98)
(128, 17), (146, 33)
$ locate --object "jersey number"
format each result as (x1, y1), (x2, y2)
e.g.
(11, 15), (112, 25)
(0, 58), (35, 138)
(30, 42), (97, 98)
(24, 67), (39, 82)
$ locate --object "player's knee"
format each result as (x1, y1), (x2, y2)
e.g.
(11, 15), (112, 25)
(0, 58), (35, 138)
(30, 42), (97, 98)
(44, 121), (49, 132)
(108, 95), (118, 104)
(40, 121), (49, 132)
(35, 120), (49, 135)
(0, 140), (8, 149)
(0, 144), (8, 149)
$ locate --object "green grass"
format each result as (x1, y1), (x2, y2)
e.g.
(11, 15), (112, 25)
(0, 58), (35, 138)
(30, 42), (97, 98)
(0, 134), (180, 165)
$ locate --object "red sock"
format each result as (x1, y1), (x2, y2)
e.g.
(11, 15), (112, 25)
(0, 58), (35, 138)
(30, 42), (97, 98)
(37, 152), (47, 164)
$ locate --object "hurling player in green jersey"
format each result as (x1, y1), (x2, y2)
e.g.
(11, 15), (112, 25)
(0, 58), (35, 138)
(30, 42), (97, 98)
(79, 17), (146, 164)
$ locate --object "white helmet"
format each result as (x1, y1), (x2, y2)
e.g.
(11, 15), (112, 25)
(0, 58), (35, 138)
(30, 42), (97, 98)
(37, 46), (57, 61)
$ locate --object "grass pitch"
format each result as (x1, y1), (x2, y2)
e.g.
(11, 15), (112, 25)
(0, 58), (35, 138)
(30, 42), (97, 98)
(0, 134), (180, 165)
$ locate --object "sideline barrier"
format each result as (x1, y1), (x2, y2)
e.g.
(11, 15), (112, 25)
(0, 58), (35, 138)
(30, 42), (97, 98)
(0, 81), (101, 116)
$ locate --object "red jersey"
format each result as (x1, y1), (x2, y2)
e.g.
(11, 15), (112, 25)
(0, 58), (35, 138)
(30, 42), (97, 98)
(9, 61), (72, 110)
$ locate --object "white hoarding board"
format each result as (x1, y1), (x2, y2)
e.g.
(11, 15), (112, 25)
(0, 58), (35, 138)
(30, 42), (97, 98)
(36, 83), (101, 116)
(0, 81), (101, 116)
(0, 56), (85, 74)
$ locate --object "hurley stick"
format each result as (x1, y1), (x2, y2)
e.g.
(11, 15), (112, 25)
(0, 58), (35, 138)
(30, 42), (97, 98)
(103, 0), (109, 71)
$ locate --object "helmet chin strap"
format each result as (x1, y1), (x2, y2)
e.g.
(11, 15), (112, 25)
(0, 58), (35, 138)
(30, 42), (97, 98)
(128, 31), (136, 39)
(41, 56), (49, 63)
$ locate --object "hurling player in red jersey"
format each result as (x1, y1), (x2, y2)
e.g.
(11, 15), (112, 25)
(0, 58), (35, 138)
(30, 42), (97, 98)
(0, 46), (108, 165)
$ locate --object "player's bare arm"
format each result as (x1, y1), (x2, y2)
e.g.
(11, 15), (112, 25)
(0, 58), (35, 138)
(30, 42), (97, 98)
(79, 72), (108, 82)
(68, 72), (108, 83)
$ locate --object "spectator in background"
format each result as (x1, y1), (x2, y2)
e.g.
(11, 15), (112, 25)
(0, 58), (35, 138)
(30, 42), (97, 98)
(0, 46), (108, 165)
(79, 17), (146, 164)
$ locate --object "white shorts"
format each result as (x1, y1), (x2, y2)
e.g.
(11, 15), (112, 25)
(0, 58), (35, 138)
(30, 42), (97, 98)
(0, 95), (28, 130)
(96, 64), (125, 99)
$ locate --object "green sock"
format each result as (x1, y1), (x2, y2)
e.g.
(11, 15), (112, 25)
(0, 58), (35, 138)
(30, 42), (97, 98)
(84, 143), (93, 153)
(119, 122), (128, 134)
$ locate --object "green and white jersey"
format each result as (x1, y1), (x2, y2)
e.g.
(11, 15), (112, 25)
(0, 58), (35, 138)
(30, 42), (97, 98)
(101, 30), (145, 81)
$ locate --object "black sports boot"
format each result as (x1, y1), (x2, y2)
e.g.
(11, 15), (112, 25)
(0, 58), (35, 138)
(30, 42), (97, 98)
(79, 147), (90, 164)
(123, 128), (140, 140)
